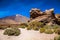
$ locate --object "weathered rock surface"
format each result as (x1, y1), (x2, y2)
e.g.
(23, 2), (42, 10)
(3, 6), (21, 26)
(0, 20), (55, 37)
(30, 8), (44, 20)
(29, 8), (59, 25)
(55, 14), (60, 19)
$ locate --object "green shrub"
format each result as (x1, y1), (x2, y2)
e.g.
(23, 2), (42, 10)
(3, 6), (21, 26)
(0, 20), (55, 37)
(26, 26), (32, 30)
(52, 25), (59, 29)
(3, 28), (20, 36)
(54, 35), (60, 40)
(44, 25), (52, 29)
(20, 23), (28, 27)
(44, 25), (59, 29)
(18, 23), (28, 28)
(54, 29), (57, 34)
(29, 21), (44, 28)
(0, 26), (8, 29)
(55, 28), (60, 35)
(20, 26), (25, 28)
(33, 27), (39, 31)
(39, 28), (45, 33)
(45, 29), (54, 34)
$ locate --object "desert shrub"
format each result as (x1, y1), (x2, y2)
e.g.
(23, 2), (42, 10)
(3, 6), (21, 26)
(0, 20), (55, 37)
(26, 26), (32, 30)
(39, 28), (45, 33)
(20, 23), (28, 27)
(45, 29), (54, 34)
(18, 23), (28, 28)
(43, 25), (59, 29)
(33, 27), (39, 30)
(0, 26), (8, 30)
(52, 25), (59, 29)
(29, 21), (44, 28)
(54, 35), (60, 40)
(3, 28), (20, 36)
(44, 25), (52, 29)
(55, 28), (60, 35)
(20, 26), (26, 28)
(18, 25), (26, 28)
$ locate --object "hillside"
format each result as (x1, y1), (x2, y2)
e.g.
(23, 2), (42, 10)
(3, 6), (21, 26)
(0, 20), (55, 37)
(0, 14), (29, 24)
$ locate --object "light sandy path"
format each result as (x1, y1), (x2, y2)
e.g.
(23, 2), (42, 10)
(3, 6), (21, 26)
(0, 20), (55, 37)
(0, 28), (56, 40)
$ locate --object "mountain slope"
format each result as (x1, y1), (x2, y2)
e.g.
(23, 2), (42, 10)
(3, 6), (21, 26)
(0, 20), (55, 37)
(0, 14), (29, 24)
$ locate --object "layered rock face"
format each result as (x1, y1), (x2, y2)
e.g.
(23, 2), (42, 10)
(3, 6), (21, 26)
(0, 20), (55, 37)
(29, 8), (58, 25)
(30, 8), (44, 20)
(55, 14), (60, 19)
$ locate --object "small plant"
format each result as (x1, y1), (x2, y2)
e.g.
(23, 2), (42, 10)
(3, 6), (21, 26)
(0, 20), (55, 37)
(3, 28), (20, 36)
(33, 27), (39, 30)
(0, 26), (8, 30)
(44, 25), (52, 29)
(54, 35), (60, 40)
(20, 23), (28, 27)
(39, 28), (45, 33)
(55, 28), (60, 35)
(20, 26), (26, 28)
(45, 29), (54, 34)
(26, 26), (32, 30)
(28, 21), (44, 31)
(18, 23), (28, 28)
(52, 25), (59, 29)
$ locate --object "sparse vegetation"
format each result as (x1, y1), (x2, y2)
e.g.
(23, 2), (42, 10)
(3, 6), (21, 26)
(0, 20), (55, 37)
(0, 26), (8, 30)
(52, 25), (59, 29)
(54, 35), (60, 40)
(43, 25), (60, 34)
(54, 28), (60, 35)
(39, 28), (45, 33)
(20, 23), (28, 27)
(29, 21), (44, 28)
(20, 26), (26, 28)
(3, 28), (20, 36)
(26, 26), (32, 30)
(45, 29), (54, 34)
(44, 25), (59, 29)
(44, 25), (52, 29)
(18, 23), (28, 28)
(28, 21), (44, 30)
(33, 27), (39, 30)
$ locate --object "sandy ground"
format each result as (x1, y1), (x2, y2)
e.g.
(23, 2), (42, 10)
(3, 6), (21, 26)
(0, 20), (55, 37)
(0, 28), (57, 40)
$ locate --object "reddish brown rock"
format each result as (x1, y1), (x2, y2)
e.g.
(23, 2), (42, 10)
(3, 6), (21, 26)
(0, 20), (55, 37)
(29, 8), (59, 25)
(30, 8), (44, 20)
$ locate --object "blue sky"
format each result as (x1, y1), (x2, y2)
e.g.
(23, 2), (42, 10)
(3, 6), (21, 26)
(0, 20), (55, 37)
(0, 0), (60, 18)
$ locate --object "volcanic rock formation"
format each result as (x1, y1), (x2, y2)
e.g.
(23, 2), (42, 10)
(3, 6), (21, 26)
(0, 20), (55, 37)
(29, 8), (58, 25)
(30, 8), (44, 20)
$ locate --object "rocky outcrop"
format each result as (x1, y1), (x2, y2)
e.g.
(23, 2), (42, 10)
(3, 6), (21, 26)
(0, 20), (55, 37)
(30, 8), (44, 20)
(29, 8), (58, 25)
(55, 14), (60, 19)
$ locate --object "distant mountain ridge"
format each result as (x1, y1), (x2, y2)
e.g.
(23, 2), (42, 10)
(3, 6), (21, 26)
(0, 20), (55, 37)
(0, 14), (29, 24)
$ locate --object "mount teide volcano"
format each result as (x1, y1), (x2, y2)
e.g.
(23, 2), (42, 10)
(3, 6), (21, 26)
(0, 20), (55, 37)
(0, 14), (29, 24)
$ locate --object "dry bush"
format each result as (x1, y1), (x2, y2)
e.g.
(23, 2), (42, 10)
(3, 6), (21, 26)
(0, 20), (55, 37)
(3, 28), (20, 36)
(55, 28), (60, 35)
(54, 35), (60, 40)
(39, 28), (45, 33)
(45, 29), (54, 34)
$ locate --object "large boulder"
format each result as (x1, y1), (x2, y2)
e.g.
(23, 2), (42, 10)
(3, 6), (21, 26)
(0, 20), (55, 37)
(30, 8), (44, 20)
